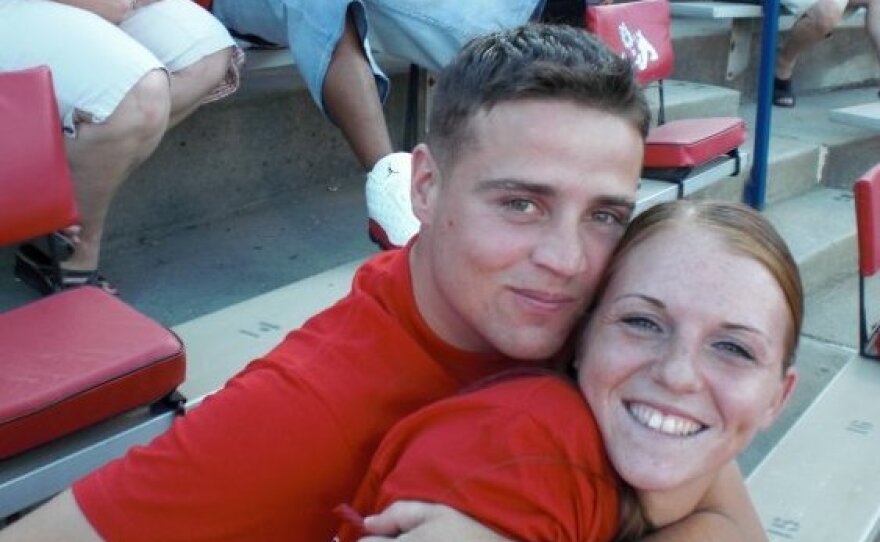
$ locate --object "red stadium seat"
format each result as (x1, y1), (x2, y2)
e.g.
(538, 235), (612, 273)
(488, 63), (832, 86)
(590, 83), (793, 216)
(854, 163), (880, 360)
(0, 67), (185, 461)
(586, 0), (745, 195)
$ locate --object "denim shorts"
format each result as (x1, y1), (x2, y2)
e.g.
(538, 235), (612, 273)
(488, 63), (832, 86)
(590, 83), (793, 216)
(0, 0), (237, 137)
(212, 0), (540, 114)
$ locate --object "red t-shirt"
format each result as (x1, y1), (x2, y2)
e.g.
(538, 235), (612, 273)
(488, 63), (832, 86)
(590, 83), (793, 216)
(73, 247), (536, 541)
(337, 374), (620, 542)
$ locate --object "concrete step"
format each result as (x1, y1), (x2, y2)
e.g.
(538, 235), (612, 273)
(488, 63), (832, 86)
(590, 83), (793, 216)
(698, 85), (878, 207)
(648, 78), (742, 121)
(735, 185), (860, 475)
(741, 86), (880, 189)
(99, 69), (413, 256)
(765, 186), (857, 293)
(672, 10), (879, 98)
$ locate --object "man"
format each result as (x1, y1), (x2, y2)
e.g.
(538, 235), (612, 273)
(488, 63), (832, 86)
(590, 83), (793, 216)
(1, 24), (761, 541)
(209, 0), (543, 249)
(774, 0), (880, 107)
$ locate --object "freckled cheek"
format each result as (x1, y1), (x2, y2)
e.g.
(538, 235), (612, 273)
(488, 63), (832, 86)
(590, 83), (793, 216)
(706, 378), (764, 432)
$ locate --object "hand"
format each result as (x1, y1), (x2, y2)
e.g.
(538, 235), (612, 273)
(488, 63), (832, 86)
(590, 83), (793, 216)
(52, 0), (135, 23)
(357, 501), (515, 542)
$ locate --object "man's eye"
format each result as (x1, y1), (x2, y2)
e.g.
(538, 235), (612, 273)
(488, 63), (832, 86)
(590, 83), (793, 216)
(621, 316), (661, 332)
(591, 210), (625, 226)
(714, 341), (755, 362)
(504, 198), (537, 213)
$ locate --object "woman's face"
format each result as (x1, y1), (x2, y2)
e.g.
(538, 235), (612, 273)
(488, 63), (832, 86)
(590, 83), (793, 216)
(578, 225), (797, 493)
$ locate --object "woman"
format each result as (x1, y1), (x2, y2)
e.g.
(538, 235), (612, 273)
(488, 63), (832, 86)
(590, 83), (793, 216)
(336, 199), (800, 541)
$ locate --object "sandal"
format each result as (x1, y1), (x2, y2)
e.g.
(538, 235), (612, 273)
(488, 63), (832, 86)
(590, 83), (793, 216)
(773, 77), (796, 108)
(14, 242), (117, 295)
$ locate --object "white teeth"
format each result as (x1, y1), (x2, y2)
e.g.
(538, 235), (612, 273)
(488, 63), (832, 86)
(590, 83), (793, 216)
(627, 402), (704, 436)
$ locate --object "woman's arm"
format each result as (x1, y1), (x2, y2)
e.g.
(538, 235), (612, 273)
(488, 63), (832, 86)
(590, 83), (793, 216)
(358, 462), (766, 542)
(642, 462), (767, 542)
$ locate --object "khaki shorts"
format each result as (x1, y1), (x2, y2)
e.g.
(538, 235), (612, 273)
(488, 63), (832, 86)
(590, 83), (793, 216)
(0, 0), (238, 137)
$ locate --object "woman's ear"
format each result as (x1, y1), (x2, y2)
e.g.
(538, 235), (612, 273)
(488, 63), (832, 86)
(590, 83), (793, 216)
(759, 367), (798, 431)
(410, 143), (440, 226)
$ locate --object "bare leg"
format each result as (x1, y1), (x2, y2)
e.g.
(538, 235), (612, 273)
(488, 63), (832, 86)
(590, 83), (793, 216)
(322, 9), (393, 171)
(63, 69), (171, 272)
(777, 0), (847, 79)
(860, 0), (880, 79)
(167, 47), (234, 128)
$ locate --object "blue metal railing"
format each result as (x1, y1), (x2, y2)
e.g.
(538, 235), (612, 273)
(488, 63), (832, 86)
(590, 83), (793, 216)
(744, 0), (781, 210)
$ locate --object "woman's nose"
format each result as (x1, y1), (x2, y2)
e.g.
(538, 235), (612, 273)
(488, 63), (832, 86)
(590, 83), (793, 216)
(651, 338), (704, 394)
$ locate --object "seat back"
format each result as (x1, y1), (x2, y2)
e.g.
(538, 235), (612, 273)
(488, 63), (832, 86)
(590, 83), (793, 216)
(855, 164), (880, 279)
(0, 66), (78, 246)
(585, 0), (674, 87)
(854, 163), (880, 359)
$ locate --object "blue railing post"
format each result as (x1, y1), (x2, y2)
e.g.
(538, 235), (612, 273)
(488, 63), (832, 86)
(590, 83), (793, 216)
(744, 0), (781, 210)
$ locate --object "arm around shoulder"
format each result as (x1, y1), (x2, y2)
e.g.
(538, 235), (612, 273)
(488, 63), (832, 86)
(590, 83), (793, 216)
(0, 489), (102, 542)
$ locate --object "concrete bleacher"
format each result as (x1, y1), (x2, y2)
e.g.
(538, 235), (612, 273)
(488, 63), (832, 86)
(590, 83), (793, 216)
(2, 8), (880, 538)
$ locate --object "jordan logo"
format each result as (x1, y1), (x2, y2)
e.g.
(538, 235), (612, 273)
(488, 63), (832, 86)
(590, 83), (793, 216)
(618, 22), (658, 72)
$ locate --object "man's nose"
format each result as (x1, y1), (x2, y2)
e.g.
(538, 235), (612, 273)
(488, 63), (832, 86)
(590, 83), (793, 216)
(531, 220), (588, 278)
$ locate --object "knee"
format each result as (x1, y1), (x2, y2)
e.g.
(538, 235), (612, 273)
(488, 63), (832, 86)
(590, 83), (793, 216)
(174, 47), (233, 89)
(122, 69), (171, 139)
(809, 0), (846, 32)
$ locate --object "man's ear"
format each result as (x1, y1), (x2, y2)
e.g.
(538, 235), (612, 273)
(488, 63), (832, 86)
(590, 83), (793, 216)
(759, 367), (798, 431)
(411, 144), (440, 226)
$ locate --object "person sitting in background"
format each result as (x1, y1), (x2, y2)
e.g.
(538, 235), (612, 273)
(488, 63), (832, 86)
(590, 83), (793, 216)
(0, 0), (240, 295)
(208, 0), (544, 249)
(338, 200), (799, 542)
(774, 0), (880, 107)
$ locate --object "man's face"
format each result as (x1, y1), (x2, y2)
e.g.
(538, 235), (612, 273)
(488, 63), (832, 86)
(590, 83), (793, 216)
(410, 98), (643, 360)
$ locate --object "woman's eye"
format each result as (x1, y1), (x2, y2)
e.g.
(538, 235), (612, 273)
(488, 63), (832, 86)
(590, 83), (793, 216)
(714, 341), (755, 362)
(621, 316), (661, 332)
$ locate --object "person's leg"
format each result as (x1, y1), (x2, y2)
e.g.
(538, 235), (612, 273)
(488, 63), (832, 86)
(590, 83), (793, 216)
(63, 70), (171, 273)
(777, 0), (847, 80)
(121, 0), (239, 128)
(323, 7), (393, 170)
(0, 0), (174, 290)
(854, 0), (880, 91)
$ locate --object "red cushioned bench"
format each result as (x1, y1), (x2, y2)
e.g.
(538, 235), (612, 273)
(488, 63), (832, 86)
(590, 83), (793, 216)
(0, 66), (187, 518)
(586, 0), (746, 201)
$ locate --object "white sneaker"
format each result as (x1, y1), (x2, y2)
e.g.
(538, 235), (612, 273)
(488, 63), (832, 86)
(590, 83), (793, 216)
(365, 152), (420, 249)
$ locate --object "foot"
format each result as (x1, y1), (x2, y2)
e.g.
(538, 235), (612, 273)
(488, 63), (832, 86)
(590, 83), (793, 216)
(773, 77), (796, 108)
(14, 243), (118, 296)
(365, 152), (420, 250)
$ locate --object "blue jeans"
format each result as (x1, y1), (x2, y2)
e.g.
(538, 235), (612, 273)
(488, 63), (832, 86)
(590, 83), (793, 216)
(212, 0), (540, 113)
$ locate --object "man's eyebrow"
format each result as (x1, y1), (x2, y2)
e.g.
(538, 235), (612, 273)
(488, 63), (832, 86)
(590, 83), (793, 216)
(599, 195), (636, 213)
(473, 178), (556, 196)
(473, 179), (636, 211)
